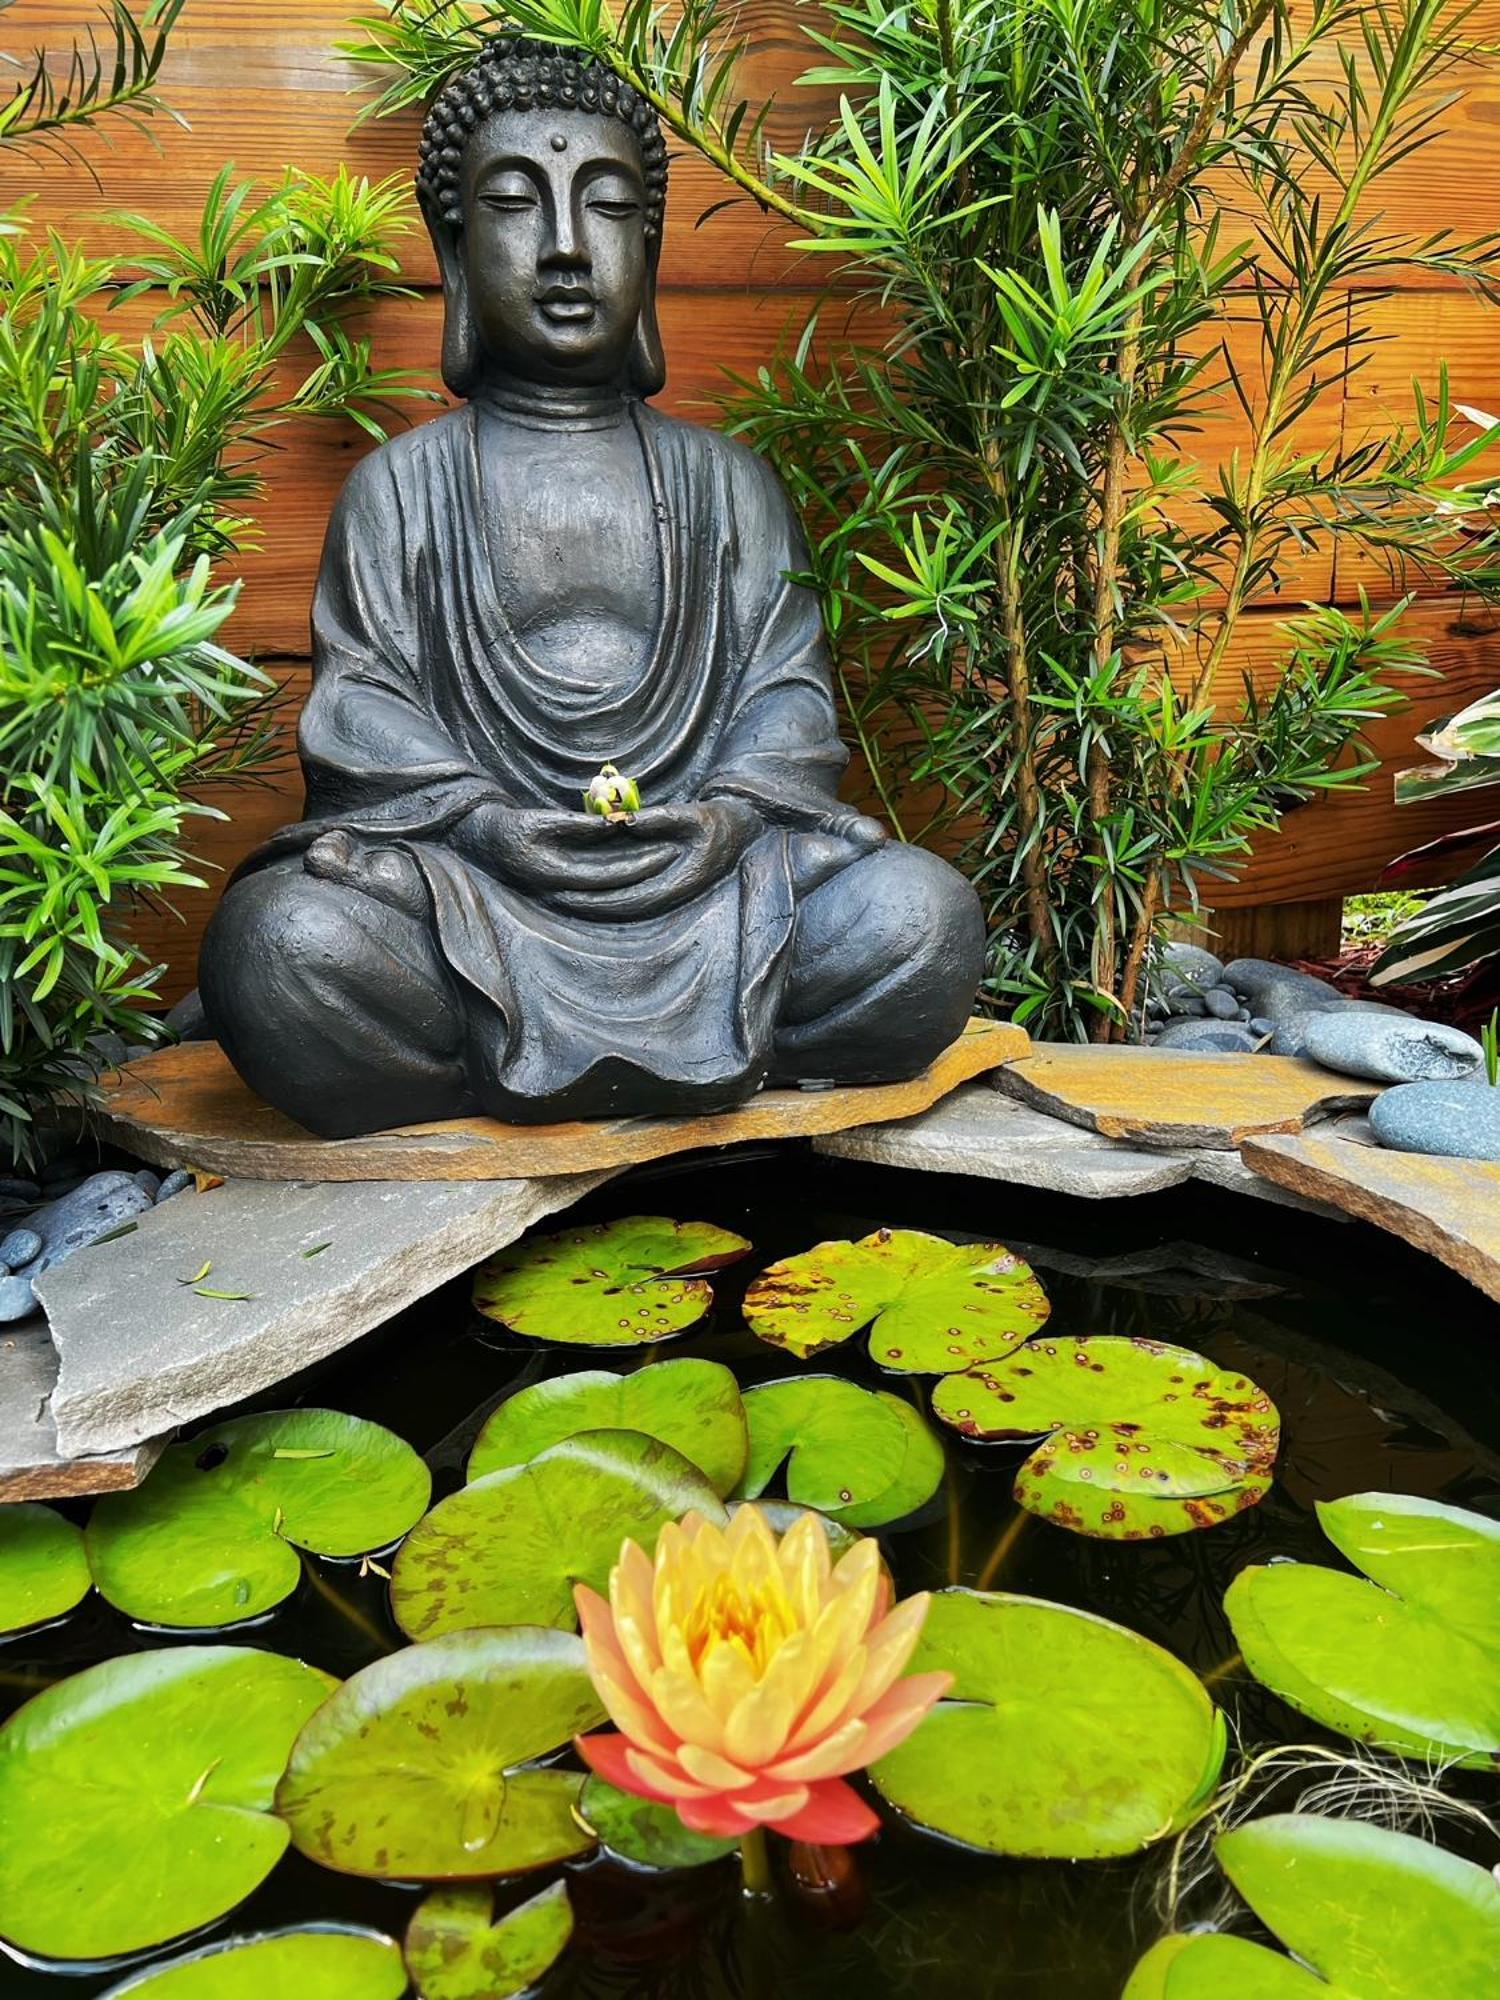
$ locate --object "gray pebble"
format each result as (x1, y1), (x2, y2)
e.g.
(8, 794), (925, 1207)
(1371, 1079), (1500, 1161)
(11, 1171), (155, 1282)
(1159, 942), (1225, 989)
(1153, 1019), (1260, 1053)
(1204, 988), (1241, 1020)
(1169, 995), (1209, 1018)
(1249, 1017), (1275, 1037)
(156, 1169), (193, 1201)
(0, 1273), (38, 1324)
(1303, 1013), (1484, 1085)
(132, 1169), (161, 1200)
(165, 987), (209, 1042)
(0, 1178), (40, 1205)
(1222, 959), (1348, 1012)
(0, 1228), (42, 1271)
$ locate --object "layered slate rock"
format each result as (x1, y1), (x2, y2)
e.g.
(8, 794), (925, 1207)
(0, 1321), (164, 1500)
(996, 1047), (1377, 1149)
(814, 1083), (1338, 1212)
(1241, 1132), (1500, 1303)
(90, 1019), (1026, 1183)
(37, 1172), (613, 1459)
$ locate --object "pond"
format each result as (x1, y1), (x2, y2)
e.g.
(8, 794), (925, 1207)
(3, 1148), (1497, 1997)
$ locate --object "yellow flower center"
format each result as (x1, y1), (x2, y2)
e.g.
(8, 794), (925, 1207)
(682, 1572), (800, 1679)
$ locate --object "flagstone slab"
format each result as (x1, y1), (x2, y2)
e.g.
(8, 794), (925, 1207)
(814, 1083), (1338, 1213)
(1241, 1131), (1500, 1303)
(89, 1018), (1026, 1183)
(0, 1321), (164, 1500)
(36, 1170), (612, 1460)
(996, 1046), (1378, 1150)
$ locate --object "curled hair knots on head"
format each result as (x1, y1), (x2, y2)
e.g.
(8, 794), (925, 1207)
(416, 35), (668, 239)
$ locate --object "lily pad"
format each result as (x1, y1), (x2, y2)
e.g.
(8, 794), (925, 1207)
(869, 1588), (1225, 1857)
(85, 1409), (432, 1627)
(743, 1227), (1049, 1371)
(100, 1929), (407, 1999)
(393, 1430), (726, 1641)
(405, 1881), (573, 1999)
(736, 1377), (945, 1528)
(0, 1503), (90, 1633)
(473, 1215), (750, 1346)
(1123, 1813), (1500, 1997)
(276, 1626), (604, 1880)
(1225, 1490), (1500, 1766)
(577, 1775), (738, 1870)
(468, 1358), (747, 1495)
(0, 1646), (335, 1961)
(931, 1337), (1279, 1538)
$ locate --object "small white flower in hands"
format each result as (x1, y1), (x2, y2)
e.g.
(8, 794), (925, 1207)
(583, 763), (642, 821)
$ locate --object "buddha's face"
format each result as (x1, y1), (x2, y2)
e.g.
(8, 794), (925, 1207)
(460, 107), (649, 388)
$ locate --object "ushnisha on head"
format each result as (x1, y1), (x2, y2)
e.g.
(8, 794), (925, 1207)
(417, 36), (670, 398)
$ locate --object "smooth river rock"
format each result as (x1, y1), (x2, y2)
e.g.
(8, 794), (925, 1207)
(1222, 959), (1347, 1012)
(1304, 1012), (1484, 1085)
(1157, 942), (1226, 990)
(1153, 1020), (1261, 1054)
(12, 1172), (156, 1284)
(1370, 1080), (1500, 1162)
(38, 1169), (613, 1458)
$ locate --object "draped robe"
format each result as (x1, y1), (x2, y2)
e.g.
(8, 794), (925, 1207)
(225, 401), (870, 1120)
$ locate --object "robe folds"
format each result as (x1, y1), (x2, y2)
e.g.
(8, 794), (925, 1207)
(226, 401), (869, 1120)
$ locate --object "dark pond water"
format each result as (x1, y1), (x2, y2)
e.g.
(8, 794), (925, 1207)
(5, 1148), (1498, 1997)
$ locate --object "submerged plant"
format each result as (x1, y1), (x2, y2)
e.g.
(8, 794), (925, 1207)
(572, 1503), (950, 1884)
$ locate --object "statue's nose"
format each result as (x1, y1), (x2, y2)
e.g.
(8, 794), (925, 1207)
(543, 198), (589, 269)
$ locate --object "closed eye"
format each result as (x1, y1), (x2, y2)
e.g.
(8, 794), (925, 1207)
(586, 196), (641, 219)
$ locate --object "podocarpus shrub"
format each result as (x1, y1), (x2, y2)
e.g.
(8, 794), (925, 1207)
(0, 2), (433, 1164)
(352, 0), (1500, 1038)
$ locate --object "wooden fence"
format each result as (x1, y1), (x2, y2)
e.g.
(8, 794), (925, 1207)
(5, 0), (1500, 996)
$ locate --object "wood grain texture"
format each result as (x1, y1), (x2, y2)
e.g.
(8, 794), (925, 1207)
(91, 1017), (1029, 1178)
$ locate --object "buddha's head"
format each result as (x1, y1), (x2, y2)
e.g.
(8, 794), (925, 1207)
(417, 37), (670, 399)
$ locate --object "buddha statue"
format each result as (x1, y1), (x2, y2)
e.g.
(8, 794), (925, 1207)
(199, 37), (985, 1138)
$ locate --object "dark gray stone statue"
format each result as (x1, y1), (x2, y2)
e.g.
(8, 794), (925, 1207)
(200, 37), (984, 1137)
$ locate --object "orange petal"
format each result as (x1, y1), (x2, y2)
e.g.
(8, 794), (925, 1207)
(769, 1776), (880, 1844)
(723, 1674), (799, 1767)
(764, 1715), (868, 1782)
(677, 1741), (757, 1791)
(626, 1745), (717, 1803)
(852, 1670), (952, 1764)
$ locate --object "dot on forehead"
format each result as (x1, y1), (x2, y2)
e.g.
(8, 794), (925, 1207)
(551, 132), (567, 152)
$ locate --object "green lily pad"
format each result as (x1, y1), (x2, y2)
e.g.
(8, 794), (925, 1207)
(931, 1337), (1279, 1538)
(577, 1775), (738, 1870)
(473, 1215), (751, 1346)
(869, 1588), (1225, 1857)
(735, 1377), (945, 1528)
(276, 1626), (604, 1880)
(405, 1881), (573, 1999)
(743, 1227), (1049, 1371)
(1123, 1813), (1500, 1997)
(0, 1646), (335, 1962)
(100, 1928), (407, 1999)
(0, 1503), (90, 1633)
(392, 1430), (726, 1641)
(468, 1358), (747, 1495)
(85, 1409), (432, 1627)
(1225, 1490), (1500, 1766)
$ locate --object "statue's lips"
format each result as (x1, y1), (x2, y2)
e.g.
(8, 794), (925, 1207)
(536, 288), (597, 324)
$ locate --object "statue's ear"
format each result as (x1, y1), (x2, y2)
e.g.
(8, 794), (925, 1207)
(422, 194), (485, 399)
(628, 240), (666, 398)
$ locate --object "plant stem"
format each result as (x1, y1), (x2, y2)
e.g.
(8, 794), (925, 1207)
(740, 1826), (775, 1897)
(975, 1508), (1028, 1591)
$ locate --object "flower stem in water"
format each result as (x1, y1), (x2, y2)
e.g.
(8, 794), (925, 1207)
(740, 1827), (774, 1897)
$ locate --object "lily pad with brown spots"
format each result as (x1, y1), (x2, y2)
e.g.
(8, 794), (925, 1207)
(391, 1430), (726, 1640)
(743, 1228), (1049, 1371)
(473, 1216), (751, 1346)
(931, 1337), (1279, 1538)
(276, 1627), (604, 1880)
(404, 1880), (574, 2000)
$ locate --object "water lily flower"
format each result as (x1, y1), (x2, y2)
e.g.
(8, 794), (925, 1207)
(573, 1505), (950, 1846)
(583, 762), (642, 819)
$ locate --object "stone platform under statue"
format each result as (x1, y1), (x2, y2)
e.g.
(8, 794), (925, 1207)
(93, 1018), (1027, 1182)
